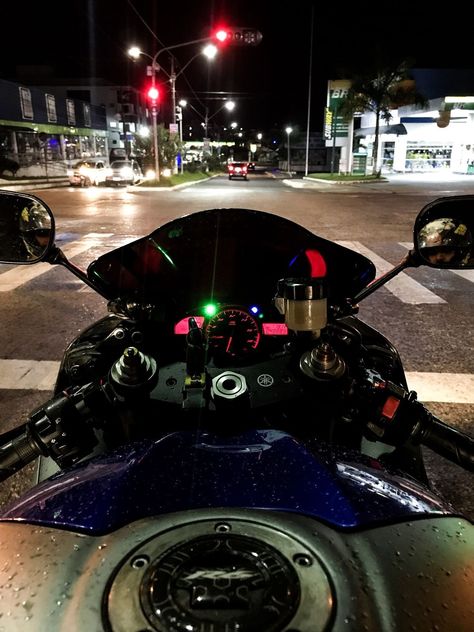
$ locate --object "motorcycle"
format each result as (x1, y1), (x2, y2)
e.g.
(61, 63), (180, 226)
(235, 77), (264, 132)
(0, 189), (473, 631)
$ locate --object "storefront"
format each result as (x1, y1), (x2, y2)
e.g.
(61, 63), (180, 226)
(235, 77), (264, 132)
(353, 98), (474, 175)
(0, 78), (107, 176)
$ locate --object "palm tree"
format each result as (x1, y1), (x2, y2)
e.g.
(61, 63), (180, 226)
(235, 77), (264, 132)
(339, 61), (426, 176)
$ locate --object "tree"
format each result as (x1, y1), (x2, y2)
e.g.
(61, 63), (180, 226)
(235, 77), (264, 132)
(133, 125), (184, 173)
(339, 61), (427, 176)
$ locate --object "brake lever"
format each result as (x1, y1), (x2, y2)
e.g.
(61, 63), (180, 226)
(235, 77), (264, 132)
(359, 368), (474, 471)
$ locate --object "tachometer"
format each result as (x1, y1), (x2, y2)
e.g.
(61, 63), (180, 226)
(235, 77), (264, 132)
(206, 308), (261, 357)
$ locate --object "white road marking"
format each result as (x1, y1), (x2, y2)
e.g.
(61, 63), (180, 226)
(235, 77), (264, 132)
(0, 233), (114, 292)
(0, 359), (472, 404)
(399, 242), (474, 283)
(406, 372), (474, 404)
(0, 360), (59, 390)
(338, 241), (446, 304)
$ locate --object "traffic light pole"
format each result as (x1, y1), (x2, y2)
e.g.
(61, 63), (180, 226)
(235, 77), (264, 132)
(149, 38), (210, 180)
(152, 106), (160, 182)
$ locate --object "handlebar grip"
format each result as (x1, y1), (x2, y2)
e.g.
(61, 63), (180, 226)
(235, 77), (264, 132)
(0, 433), (41, 482)
(420, 416), (474, 472)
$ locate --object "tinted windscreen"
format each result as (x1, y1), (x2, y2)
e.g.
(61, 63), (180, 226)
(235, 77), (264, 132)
(87, 208), (375, 310)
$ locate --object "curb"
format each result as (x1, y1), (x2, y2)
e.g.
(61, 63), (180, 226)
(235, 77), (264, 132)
(302, 176), (388, 185)
(0, 179), (69, 192)
(129, 174), (219, 192)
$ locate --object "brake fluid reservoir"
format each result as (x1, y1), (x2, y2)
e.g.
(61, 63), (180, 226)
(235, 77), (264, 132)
(276, 278), (327, 333)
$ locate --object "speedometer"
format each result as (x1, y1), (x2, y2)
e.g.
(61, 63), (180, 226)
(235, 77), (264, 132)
(206, 308), (261, 357)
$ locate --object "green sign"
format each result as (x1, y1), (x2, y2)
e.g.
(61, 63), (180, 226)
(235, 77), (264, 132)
(329, 90), (349, 138)
(352, 153), (367, 175)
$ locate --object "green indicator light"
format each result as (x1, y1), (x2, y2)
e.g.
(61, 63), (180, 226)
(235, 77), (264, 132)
(204, 304), (218, 317)
(259, 313), (264, 319)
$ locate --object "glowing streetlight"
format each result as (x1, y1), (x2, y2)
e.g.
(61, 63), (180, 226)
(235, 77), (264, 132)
(285, 126), (293, 175)
(128, 39), (217, 177)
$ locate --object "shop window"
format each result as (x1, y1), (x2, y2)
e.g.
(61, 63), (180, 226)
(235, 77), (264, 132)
(66, 99), (76, 125)
(45, 94), (57, 123)
(83, 103), (91, 127)
(405, 143), (452, 171)
(19, 87), (33, 120)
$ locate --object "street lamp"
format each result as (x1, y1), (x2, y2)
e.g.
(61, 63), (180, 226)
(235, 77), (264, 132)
(177, 99), (188, 174)
(203, 100), (235, 137)
(128, 37), (215, 179)
(128, 40), (216, 125)
(285, 126), (293, 175)
(183, 100), (236, 138)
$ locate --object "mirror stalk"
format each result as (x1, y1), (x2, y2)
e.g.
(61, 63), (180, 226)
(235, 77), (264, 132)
(352, 250), (422, 305)
(46, 246), (109, 297)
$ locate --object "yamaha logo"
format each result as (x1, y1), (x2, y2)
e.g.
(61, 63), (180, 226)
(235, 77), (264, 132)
(257, 373), (274, 387)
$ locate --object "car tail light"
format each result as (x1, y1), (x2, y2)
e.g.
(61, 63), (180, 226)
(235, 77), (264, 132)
(228, 165), (234, 171)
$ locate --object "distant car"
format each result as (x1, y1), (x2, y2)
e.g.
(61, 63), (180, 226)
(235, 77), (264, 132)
(67, 159), (108, 187)
(227, 162), (248, 180)
(247, 161), (256, 171)
(105, 160), (143, 186)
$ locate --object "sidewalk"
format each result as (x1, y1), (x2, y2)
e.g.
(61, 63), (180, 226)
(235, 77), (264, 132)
(0, 177), (69, 192)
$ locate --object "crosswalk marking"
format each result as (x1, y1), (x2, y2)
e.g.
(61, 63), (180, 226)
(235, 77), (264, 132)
(406, 372), (474, 404)
(0, 233), (114, 292)
(1, 236), (472, 303)
(338, 241), (446, 304)
(0, 360), (59, 390)
(0, 358), (472, 403)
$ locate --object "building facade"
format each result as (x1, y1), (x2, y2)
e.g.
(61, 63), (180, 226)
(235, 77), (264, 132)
(325, 71), (474, 175)
(0, 78), (108, 176)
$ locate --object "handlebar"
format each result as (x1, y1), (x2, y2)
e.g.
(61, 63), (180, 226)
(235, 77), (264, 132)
(360, 369), (474, 472)
(0, 430), (42, 482)
(0, 384), (101, 483)
(1, 356), (473, 484)
(415, 408), (474, 471)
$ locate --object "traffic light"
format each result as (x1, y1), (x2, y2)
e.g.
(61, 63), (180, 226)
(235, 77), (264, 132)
(147, 86), (159, 103)
(213, 26), (263, 46)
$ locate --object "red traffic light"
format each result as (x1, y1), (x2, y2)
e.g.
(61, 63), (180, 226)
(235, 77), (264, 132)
(213, 26), (262, 46)
(214, 29), (229, 43)
(147, 86), (159, 101)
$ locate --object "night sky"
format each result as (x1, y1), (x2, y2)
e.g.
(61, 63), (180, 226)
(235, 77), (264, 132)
(1, 1), (473, 133)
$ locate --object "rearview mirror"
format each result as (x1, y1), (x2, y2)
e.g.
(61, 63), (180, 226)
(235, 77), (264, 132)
(414, 195), (474, 269)
(0, 191), (55, 263)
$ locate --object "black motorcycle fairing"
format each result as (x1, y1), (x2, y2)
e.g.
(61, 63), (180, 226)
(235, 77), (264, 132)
(86, 208), (376, 311)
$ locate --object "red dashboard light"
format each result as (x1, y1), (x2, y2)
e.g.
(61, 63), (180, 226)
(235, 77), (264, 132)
(262, 323), (288, 336)
(174, 316), (205, 334)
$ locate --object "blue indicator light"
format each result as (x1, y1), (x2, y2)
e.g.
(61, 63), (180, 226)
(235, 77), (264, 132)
(250, 305), (259, 314)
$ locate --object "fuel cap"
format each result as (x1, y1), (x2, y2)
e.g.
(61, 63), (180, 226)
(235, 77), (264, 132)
(141, 534), (300, 631)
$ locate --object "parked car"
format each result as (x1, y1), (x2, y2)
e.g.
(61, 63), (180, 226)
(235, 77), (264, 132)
(227, 161), (248, 180)
(67, 159), (108, 187)
(105, 160), (143, 186)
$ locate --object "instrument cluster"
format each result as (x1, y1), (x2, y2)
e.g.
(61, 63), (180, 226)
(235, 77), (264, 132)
(174, 305), (289, 361)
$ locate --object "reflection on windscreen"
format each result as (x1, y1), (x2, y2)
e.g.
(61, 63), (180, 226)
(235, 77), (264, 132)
(87, 208), (375, 309)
